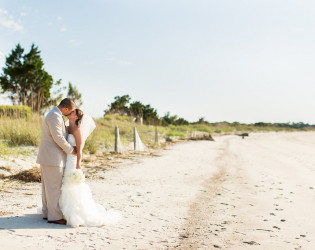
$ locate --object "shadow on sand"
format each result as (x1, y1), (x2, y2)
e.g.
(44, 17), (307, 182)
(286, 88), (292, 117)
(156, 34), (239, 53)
(0, 214), (69, 229)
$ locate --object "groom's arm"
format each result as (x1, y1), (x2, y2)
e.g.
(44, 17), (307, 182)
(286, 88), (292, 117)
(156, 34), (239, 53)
(47, 114), (73, 154)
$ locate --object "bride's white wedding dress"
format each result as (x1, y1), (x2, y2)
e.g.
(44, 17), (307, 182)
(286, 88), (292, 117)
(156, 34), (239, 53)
(59, 134), (122, 227)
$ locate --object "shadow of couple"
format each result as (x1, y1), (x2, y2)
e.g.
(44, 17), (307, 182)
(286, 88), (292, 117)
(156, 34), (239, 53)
(0, 214), (68, 229)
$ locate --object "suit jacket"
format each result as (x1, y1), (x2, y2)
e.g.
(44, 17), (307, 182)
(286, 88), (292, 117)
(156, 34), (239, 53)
(36, 107), (73, 167)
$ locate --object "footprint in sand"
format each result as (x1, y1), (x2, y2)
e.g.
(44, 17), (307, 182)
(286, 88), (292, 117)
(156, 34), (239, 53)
(243, 241), (260, 245)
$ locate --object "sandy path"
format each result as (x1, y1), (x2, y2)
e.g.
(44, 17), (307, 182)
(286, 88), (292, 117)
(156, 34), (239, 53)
(1, 132), (315, 249)
(179, 132), (315, 249)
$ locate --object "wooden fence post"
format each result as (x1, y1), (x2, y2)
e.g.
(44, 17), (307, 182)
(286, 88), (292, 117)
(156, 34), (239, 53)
(115, 125), (119, 152)
(133, 127), (136, 150)
(155, 127), (159, 146)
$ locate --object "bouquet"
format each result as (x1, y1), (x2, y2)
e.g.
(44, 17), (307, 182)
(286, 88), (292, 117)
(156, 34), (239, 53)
(65, 169), (85, 184)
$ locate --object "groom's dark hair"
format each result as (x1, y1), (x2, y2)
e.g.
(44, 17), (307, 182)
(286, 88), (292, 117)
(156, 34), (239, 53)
(58, 98), (75, 109)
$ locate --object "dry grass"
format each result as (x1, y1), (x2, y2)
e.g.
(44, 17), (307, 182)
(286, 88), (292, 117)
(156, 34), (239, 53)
(8, 167), (41, 182)
(0, 115), (42, 147)
(2, 113), (310, 158)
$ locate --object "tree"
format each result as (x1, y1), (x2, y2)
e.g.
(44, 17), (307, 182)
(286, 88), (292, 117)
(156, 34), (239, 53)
(0, 43), (64, 112)
(104, 94), (131, 115)
(67, 82), (83, 107)
(142, 104), (159, 125)
(0, 44), (24, 105)
(161, 112), (177, 126)
(161, 112), (189, 126)
(195, 117), (209, 124)
(173, 117), (189, 125)
(129, 101), (143, 122)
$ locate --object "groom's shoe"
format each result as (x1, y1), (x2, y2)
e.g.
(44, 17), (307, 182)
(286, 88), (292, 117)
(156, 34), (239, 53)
(48, 219), (67, 225)
(43, 217), (47, 220)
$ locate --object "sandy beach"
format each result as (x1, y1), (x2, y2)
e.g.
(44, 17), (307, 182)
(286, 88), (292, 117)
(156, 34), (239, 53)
(0, 132), (315, 249)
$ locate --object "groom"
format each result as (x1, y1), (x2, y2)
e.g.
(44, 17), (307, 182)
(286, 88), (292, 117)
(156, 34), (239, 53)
(37, 98), (77, 225)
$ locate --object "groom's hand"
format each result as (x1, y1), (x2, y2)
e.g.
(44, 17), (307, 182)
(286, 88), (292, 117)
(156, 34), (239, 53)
(72, 146), (77, 155)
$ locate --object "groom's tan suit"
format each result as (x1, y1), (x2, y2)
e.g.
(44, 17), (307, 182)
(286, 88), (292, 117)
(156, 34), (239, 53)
(37, 107), (73, 221)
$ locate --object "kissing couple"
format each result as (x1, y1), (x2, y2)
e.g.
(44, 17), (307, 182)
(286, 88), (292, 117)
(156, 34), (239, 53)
(37, 98), (121, 227)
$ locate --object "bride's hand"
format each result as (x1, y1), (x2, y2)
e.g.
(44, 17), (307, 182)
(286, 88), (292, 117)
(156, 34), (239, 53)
(76, 163), (81, 169)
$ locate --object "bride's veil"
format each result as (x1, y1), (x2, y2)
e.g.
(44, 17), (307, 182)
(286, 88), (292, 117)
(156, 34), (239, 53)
(80, 113), (96, 145)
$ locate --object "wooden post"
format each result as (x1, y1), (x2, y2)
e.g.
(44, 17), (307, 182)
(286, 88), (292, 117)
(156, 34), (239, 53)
(155, 127), (159, 146)
(133, 127), (136, 150)
(115, 125), (119, 152)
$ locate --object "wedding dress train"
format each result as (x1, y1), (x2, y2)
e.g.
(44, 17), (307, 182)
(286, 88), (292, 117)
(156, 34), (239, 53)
(59, 134), (122, 227)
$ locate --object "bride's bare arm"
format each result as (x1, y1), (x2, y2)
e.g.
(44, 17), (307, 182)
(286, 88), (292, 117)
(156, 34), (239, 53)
(72, 128), (83, 169)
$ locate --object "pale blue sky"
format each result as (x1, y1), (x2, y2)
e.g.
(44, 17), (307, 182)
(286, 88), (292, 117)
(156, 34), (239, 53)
(1, 0), (315, 123)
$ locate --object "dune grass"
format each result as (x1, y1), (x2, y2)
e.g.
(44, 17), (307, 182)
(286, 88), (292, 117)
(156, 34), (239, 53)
(0, 115), (42, 146)
(0, 113), (314, 157)
(0, 115), (42, 157)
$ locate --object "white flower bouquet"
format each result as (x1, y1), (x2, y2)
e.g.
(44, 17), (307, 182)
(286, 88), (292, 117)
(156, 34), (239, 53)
(65, 169), (85, 184)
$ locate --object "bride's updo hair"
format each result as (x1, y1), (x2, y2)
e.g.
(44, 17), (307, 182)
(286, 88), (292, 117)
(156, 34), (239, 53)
(75, 109), (84, 128)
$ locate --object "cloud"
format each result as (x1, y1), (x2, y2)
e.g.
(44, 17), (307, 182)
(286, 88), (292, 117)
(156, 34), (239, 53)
(20, 12), (28, 17)
(57, 16), (62, 21)
(0, 51), (4, 58)
(105, 57), (131, 65)
(60, 27), (67, 32)
(68, 40), (80, 47)
(0, 8), (23, 31)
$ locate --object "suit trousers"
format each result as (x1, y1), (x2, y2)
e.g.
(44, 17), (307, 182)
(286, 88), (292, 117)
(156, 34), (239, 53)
(40, 164), (64, 221)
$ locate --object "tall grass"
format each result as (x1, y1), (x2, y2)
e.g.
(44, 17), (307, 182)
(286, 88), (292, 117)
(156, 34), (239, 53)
(0, 115), (42, 157)
(1, 113), (314, 157)
(0, 115), (42, 146)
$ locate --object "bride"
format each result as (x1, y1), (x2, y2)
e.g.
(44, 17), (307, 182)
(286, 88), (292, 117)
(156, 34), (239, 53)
(59, 109), (122, 227)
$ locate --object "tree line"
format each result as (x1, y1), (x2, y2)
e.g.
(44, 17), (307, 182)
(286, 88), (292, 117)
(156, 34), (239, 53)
(104, 94), (191, 126)
(104, 95), (315, 128)
(253, 122), (315, 129)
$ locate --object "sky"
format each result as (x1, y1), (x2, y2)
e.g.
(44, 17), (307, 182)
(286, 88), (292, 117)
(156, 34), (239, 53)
(0, 0), (315, 123)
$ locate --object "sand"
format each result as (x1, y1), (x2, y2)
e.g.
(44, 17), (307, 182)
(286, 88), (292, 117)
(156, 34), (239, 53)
(0, 132), (314, 249)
